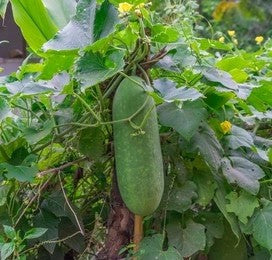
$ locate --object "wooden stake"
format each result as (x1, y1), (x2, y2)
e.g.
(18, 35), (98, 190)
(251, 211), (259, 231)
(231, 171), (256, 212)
(133, 214), (143, 256)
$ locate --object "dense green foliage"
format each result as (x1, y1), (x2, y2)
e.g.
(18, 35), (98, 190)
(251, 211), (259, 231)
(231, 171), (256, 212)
(0, 0), (271, 259)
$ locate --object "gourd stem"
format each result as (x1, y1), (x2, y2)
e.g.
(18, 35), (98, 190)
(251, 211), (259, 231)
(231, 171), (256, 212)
(133, 214), (143, 257)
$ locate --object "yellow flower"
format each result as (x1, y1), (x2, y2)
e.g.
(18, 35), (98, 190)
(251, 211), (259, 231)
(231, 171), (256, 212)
(118, 2), (133, 13)
(220, 121), (232, 134)
(233, 38), (238, 45)
(255, 36), (264, 45)
(227, 30), (235, 37)
(219, 36), (225, 43)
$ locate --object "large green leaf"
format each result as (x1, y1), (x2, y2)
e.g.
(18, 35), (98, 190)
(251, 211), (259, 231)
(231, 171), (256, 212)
(193, 171), (217, 207)
(208, 222), (247, 260)
(75, 50), (125, 91)
(247, 81), (272, 111)
(214, 184), (241, 240)
(43, 0), (96, 52)
(153, 78), (202, 102)
(226, 191), (259, 224)
(191, 123), (224, 173)
(23, 120), (54, 145)
(94, 0), (119, 41)
(225, 125), (254, 150)
(246, 200), (272, 251)
(138, 234), (181, 260)
(10, 0), (58, 52)
(0, 0), (8, 18)
(202, 67), (238, 90)
(157, 101), (207, 141)
(78, 128), (104, 159)
(167, 220), (206, 258)
(34, 210), (60, 254)
(42, 0), (77, 29)
(1, 163), (38, 182)
(221, 156), (265, 195)
(167, 181), (197, 213)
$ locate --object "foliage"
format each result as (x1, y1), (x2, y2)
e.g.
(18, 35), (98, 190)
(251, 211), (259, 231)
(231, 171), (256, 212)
(0, 0), (271, 259)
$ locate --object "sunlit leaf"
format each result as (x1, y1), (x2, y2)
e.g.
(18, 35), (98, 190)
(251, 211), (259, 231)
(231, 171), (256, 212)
(42, 0), (77, 29)
(10, 0), (58, 52)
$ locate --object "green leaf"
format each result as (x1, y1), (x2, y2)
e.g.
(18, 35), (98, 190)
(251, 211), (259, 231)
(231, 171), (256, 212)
(197, 213), (224, 248)
(0, 97), (10, 122)
(221, 156), (265, 195)
(23, 120), (54, 145)
(151, 24), (179, 43)
(2, 163), (38, 182)
(43, 0), (96, 51)
(138, 234), (181, 260)
(0, 0), (8, 18)
(216, 56), (253, 71)
(157, 101), (207, 141)
(228, 68), (248, 83)
(6, 80), (54, 95)
(38, 53), (76, 80)
(10, 0), (58, 52)
(208, 222), (247, 260)
(38, 144), (64, 171)
(247, 81), (272, 111)
(1, 242), (15, 260)
(167, 181), (197, 213)
(202, 67), (238, 90)
(153, 78), (202, 102)
(191, 123), (224, 173)
(24, 228), (48, 240)
(193, 172), (217, 207)
(34, 210), (60, 254)
(78, 128), (104, 159)
(225, 125), (254, 150)
(75, 50), (125, 91)
(226, 191), (259, 224)
(214, 185), (241, 240)
(42, 0), (77, 29)
(247, 200), (272, 251)
(41, 191), (84, 230)
(3, 225), (16, 239)
(94, 0), (119, 41)
(167, 220), (206, 258)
